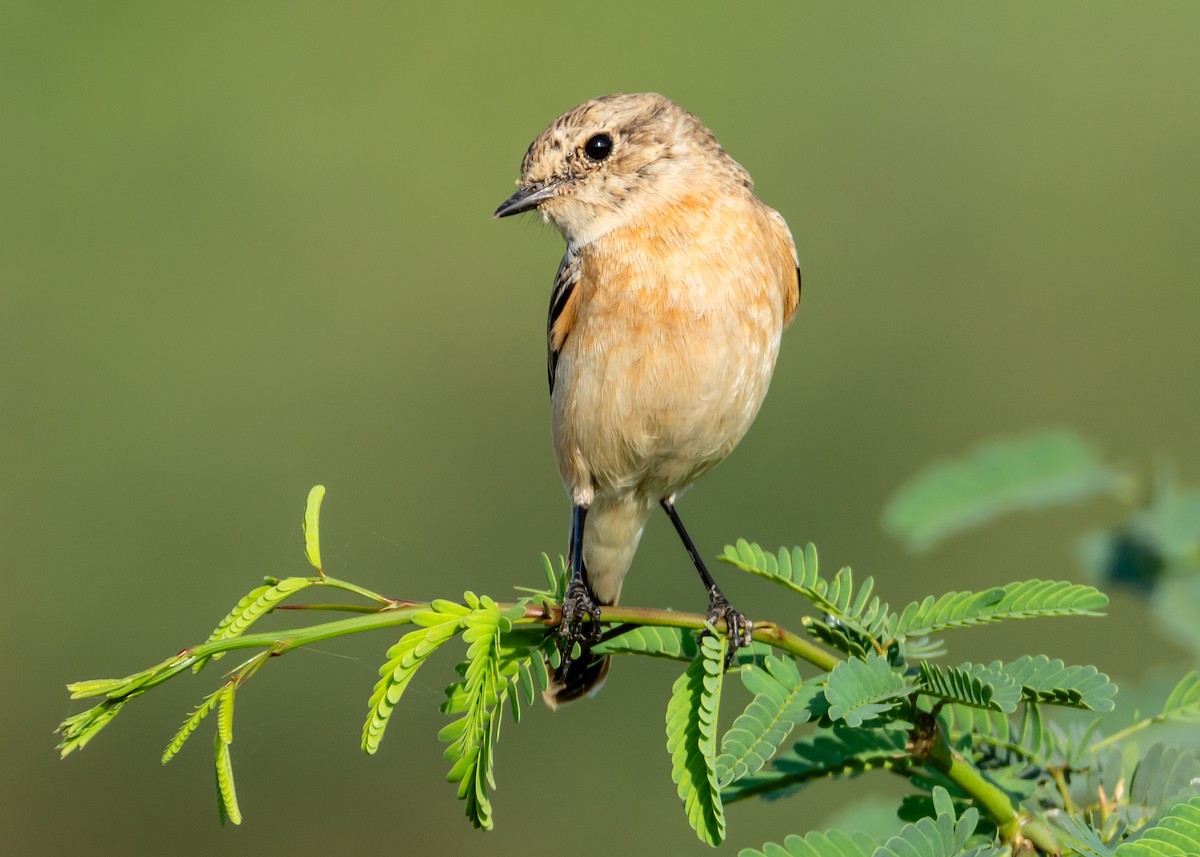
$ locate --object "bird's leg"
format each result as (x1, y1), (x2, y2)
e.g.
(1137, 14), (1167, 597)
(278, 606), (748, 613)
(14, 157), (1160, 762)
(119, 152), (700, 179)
(660, 498), (753, 664)
(558, 502), (601, 664)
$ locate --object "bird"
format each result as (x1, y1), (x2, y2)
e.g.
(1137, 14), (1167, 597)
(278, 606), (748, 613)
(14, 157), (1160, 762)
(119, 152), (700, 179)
(494, 93), (800, 707)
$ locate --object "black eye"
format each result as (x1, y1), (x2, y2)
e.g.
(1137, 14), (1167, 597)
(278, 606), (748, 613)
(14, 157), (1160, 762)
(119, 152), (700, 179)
(584, 133), (613, 162)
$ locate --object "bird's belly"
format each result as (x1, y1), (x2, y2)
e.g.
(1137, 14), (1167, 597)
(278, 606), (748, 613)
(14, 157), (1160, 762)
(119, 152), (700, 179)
(552, 310), (781, 504)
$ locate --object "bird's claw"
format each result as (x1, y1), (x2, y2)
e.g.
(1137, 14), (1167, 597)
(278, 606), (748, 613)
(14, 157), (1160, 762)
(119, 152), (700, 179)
(557, 579), (602, 666)
(707, 591), (753, 668)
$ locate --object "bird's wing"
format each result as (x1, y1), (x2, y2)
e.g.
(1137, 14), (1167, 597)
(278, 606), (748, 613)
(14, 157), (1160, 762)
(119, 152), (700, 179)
(766, 208), (801, 324)
(546, 248), (582, 395)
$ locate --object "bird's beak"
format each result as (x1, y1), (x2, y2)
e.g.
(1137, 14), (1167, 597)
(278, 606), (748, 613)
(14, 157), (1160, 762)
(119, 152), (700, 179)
(493, 180), (563, 218)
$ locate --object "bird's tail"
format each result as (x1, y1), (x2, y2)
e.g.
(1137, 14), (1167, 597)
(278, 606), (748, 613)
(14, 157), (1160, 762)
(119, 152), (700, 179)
(543, 644), (611, 709)
(542, 496), (651, 708)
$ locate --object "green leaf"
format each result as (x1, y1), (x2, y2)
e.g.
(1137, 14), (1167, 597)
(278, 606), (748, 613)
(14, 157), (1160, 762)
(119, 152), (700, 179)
(435, 596), (535, 831)
(513, 553), (566, 602)
(162, 685), (225, 764)
(737, 829), (876, 857)
(56, 697), (135, 758)
(1050, 813), (1116, 857)
(717, 656), (819, 788)
(883, 430), (1125, 552)
(193, 577), (316, 672)
(825, 652), (911, 727)
(214, 731), (241, 826)
(999, 655), (1117, 712)
(66, 656), (179, 699)
(889, 579), (1108, 642)
(916, 662), (1021, 713)
(1115, 794), (1200, 857)
(593, 625), (699, 660)
(1127, 743), (1200, 813)
(1152, 573), (1200, 659)
(875, 786), (999, 857)
(722, 540), (1108, 650)
(938, 702), (1010, 747)
(303, 484), (325, 572)
(1059, 716), (1106, 769)
(806, 618), (877, 659)
(721, 542), (890, 644)
(741, 787), (996, 857)
(542, 553), (560, 593)
(217, 684), (235, 746)
(724, 726), (909, 803)
(1162, 671), (1200, 723)
(363, 604), (468, 754)
(439, 625), (502, 827)
(666, 634), (727, 846)
(1011, 701), (1056, 766)
(902, 637), (948, 660)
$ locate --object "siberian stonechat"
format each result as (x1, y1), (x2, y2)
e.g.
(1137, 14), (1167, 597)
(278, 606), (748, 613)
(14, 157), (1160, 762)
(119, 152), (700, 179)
(495, 93), (800, 705)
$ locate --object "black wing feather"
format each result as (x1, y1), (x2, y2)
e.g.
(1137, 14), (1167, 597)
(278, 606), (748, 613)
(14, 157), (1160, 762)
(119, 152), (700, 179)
(547, 250), (581, 395)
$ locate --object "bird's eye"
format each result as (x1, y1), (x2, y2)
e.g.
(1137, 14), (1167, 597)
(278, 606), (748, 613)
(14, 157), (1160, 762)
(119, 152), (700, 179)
(583, 133), (613, 162)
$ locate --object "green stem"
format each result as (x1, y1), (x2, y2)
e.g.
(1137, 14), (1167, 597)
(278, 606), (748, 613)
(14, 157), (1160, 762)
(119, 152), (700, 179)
(189, 605), (425, 658)
(972, 731), (1050, 766)
(1088, 714), (1159, 753)
(539, 603), (842, 672)
(198, 600), (841, 671)
(315, 576), (394, 605)
(924, 723), (1060, 855)
(1051, 766), (1076, 815)
(71, 598), (844, 706)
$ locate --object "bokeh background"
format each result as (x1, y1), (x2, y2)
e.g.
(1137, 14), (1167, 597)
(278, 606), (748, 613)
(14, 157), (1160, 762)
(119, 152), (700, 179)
(5, 2), (1199, 854)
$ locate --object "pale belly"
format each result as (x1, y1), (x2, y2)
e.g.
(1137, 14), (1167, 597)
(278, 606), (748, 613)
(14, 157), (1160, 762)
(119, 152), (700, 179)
(551, 298), (782, 505)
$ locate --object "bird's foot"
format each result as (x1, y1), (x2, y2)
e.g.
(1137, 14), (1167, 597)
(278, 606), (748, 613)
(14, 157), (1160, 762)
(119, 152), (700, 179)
(707, 590), (753, 667)
(557, 579), (602, 666)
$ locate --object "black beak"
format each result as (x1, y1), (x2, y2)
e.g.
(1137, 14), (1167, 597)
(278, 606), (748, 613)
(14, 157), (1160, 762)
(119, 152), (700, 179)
(493, 181), (562, 218)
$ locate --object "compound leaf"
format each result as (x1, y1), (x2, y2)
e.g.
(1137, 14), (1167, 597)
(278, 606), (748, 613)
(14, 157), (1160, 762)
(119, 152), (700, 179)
(1162, 671), (1200, 724)
(825, 652), (911, 727)
(737, 829), (876, 857)
(193, 577), (316, 672)
(875, 787), (1001, 857)
(717, 656), (819, 788)
(593, 625), (698, 660)
(436, 597), (530, 831)
(917, 662), (1021, 713)
(214, 731), (241, 826)
(56, 697), (134, 758)
(883, 430), (1124, 552)
(724, 726), (909, 803)
(162, 685), (225, 764)
(890, 580), (1107, 642)
(363, 603), (468, 754)
(666, 634), (727, 846)
(1115, 794), (1200, 857)
(721, 542), (890, 643)
(999, 655), (1117, 712)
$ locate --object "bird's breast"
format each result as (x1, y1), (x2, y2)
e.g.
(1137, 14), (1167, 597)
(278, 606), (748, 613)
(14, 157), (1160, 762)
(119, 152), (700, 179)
(551, 196), (789, 503)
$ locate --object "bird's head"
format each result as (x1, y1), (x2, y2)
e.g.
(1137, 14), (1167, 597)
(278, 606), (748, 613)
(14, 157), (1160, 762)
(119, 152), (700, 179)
(494, 93), (750, 246)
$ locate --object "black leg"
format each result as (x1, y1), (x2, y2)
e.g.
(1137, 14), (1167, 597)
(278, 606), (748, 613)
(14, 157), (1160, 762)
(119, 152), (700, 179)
(660, 498), (753, 659)
(559, 503), (601, 659)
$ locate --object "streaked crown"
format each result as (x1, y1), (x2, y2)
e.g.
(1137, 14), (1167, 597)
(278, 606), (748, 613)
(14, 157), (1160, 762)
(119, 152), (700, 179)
(495, 93), (752, 245)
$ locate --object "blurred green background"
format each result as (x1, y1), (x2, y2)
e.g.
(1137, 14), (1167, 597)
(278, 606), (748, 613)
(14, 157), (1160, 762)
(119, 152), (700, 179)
(5, 2), (1199, 854)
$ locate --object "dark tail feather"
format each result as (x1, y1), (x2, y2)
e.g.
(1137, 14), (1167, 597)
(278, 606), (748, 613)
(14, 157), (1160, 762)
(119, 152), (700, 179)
(542, 647), (611, 709)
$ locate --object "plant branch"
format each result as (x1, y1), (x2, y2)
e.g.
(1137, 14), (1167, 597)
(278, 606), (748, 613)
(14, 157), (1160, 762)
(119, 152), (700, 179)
(68, 597), (844, 710)
(922, 718), (1061, 855)
(1087, 713), (1162, 753)
(521, 602), (843, 673)
(275, 603), (383, 613)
